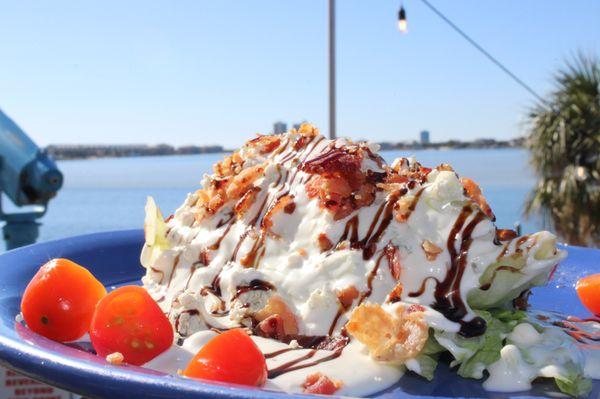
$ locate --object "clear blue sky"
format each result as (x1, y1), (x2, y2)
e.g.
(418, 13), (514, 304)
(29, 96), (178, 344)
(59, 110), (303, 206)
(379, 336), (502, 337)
(1, 1), (598, 147)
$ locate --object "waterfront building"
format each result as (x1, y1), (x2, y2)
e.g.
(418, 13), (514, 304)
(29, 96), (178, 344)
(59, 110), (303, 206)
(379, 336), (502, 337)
(420, 130), (430, 145)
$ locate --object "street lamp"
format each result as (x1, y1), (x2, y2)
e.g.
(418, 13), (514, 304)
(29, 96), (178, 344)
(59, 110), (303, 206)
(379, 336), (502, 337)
(328, 0), (336, 140)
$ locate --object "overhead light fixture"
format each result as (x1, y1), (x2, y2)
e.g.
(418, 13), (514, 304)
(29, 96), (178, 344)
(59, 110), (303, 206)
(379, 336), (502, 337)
(398, 4), (408, 33)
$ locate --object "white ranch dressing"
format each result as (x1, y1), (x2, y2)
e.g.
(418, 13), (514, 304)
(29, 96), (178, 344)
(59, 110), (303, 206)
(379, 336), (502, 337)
(145, 330), (403, 396)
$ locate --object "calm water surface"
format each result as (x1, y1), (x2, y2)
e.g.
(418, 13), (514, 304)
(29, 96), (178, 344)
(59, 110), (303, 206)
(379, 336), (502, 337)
(5, 148), (546, 250)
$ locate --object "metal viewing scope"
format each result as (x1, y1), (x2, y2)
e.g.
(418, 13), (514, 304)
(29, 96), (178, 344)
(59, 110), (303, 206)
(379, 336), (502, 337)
(0, 108), (63, 249)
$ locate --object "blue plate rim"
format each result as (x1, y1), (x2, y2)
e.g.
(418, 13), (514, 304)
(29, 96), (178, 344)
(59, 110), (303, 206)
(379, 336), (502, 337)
(0, 229), (598, 399)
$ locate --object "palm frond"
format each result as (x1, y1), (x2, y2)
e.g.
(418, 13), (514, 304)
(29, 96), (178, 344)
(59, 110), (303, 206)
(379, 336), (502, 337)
(525, 53), (600, 246)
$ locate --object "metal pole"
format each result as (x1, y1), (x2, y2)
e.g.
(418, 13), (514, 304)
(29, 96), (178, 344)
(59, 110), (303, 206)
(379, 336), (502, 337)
(328, 0), (336, 140)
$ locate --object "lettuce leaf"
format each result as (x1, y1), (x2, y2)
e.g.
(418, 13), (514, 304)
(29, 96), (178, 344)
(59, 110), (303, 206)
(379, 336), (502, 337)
(144, 196), (170, 249)
(430, 309), (592, 397)
(554, 370), (593, 398)
(408, 354), (438, 381)
(467, 232), (564, 310)
(406, 334), (445, 381)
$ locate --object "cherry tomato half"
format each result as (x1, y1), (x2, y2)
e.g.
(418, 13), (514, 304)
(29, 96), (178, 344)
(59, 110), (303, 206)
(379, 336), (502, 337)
(576, 273), (600, 316)
(184, 329), (267, 387)
(90, 285), (173, 366)
(20, 258), (107, 342)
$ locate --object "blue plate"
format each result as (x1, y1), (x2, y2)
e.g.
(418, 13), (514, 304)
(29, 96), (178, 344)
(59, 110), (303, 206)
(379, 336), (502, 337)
(0, 230), (598, 398)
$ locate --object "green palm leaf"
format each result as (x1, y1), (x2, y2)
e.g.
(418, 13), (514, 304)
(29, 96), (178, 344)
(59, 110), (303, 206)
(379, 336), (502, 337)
(525, 53), (600, 246)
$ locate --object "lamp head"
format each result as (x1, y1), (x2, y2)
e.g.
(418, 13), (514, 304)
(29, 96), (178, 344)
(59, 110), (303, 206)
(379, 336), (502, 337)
(0, 109), (63, 208)
(398, 5), (408, 33)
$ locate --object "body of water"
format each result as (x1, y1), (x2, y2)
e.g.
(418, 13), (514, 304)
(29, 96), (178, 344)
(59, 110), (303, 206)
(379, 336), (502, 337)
(2, 148), (546, 251)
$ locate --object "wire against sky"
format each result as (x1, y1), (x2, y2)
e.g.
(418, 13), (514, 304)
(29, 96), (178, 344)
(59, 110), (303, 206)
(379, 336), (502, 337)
(419, 0), (545, 103)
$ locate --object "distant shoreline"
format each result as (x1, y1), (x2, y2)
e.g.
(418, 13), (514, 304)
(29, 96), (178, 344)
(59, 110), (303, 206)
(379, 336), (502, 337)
(46, 138), (524, 161)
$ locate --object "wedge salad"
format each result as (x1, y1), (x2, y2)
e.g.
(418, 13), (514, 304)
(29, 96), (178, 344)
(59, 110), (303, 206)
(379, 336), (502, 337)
(18, 124), (600, 397)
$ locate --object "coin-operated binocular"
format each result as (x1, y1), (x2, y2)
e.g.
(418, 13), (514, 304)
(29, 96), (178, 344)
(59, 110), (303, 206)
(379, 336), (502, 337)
(0, 109), (63, 249)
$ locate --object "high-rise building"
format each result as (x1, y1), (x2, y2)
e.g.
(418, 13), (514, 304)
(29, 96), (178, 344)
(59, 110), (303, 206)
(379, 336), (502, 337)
(273, 121), (287, 135)
(293, 123), (302, 131)
(420, 130), (430, 145)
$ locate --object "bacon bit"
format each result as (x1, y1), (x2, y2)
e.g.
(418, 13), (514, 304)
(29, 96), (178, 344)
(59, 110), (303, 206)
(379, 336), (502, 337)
(207, 193), (226, 214)
(393, 195), (414, 222)
(283, 201), (296, 214)
(254, 295), (298, 337)
(336, 286), (359, 310)
(262, 194), (294, 232)
(213, 151), (244, 177)
(302, 373), (342, 395)
(301, 145), (378, 220)
(317, 233), (334, 252)
(301, 147), (362, 177)
(194, 156), (266, 221)
(296, 248), (308, 258)
(246, 135), (281, 154)
(422, 240), (443, 261)
(226, 165), (265, 199)
(386, 157), (431, 186)
(496, 228), (518, 241)
(106, 352), (124, 365)
(297, 123), (319, 137)
(436, 163), (454, 172)
(234, 186), (261, 218)
(198, 249), (211, 266)
(305, 175), (376, 221)
(385, 245), (402, 280)
(316, 335), (349, 351)
(460, 177), (495, 221)
(255, 314), (286, 340)
(406, 304), (426, 313)
(293, 134), (312, 151)
(386, 283), (403, 304)
(346, 303), (428, 363)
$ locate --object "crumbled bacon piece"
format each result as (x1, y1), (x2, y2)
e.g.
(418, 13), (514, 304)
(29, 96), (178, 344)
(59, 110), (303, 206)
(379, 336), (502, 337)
(436, 163), (454, 172)
(422, 240), (443, 261)
(336, 286), (359, 310)
(386, 283), (403, 304)
(262, 194), (294, 233)
(406, 304), (426, 313)
(255, 314), (286, 340)
(393, 195), (414, 222)
(302, 373), (342, 395)
(316, 335), (349, 351)
(213, 151), (244, 177)
(301, 147), (362, 177)
(194, 154), (267, 221)
(297, 123), (319, 137)
(293, 134), (312, 151)
(226, 165), (265, 199)
(246, 135), (281, 154)
(317, 233), (334, 252)
(387, 157), (431, 185)
(296, 248), (308, 257)
(198, 249), (211, 266)
(234, 187), (261, 218)
(254, 295), (298, 337)
(496, 228), (518, 241)
(105, 352), (124, 365)
(300, 145), (379, 220)
(460, 177), (495, 221)
(304, 174), (377, 220)
(385, 245), (402, 280)
(283, 201), (296, 214)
